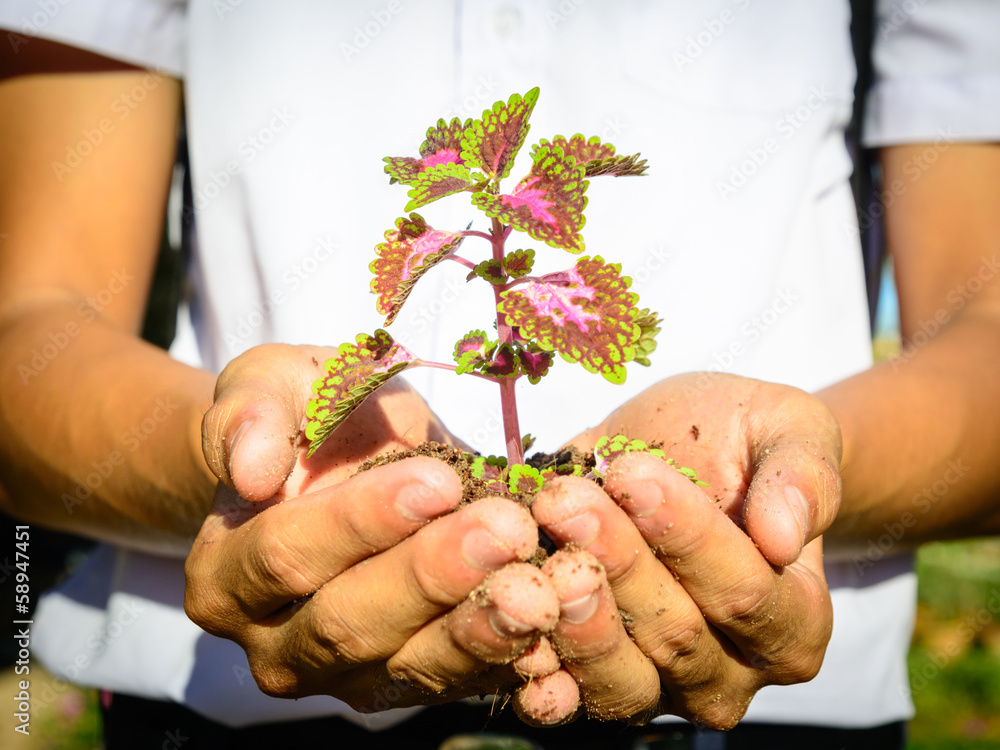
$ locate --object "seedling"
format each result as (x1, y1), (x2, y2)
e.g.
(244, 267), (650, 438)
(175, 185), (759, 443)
(304, 88), (693, 490)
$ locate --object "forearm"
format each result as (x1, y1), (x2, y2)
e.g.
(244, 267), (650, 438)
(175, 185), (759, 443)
(820, 142), (1000, 552)
(820, 309), (1000, 550)
(0, 299), (216, 556)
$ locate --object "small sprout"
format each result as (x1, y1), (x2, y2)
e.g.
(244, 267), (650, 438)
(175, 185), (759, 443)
(508, 464), (544, 495)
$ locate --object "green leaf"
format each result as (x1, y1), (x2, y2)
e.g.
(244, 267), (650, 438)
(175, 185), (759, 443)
(305, 331), (418, 456)
(384, 117), (472, 186)
(592, 434), (665, 478)
(508, 464), (543, 495)
(460, 87), (540, 181)
(454, 330), (496, 374)
(472, 144), (588, 253)
(469, 258), (506, 285)
(499, 256), (642, 383)
(584, 152), (648, 177)
(632, 308), (662, 367)
(404, 162), (486, 212)
(370, 214), (465, 325)
(532, 134), (647, 177)
(502, 248), (535, 279)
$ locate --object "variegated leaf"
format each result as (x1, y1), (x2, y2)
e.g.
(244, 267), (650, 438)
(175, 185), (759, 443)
(404, 162), (486, 212)
(305, 331), (418, 455)
(469, 259), (505, 285)
(370, 214), (465, 325)
(516, 347), (553, 384)
(468, 455), (509, 495)
(499, 256), (640, 383)
(384, 117), (472, 185)
(482, 343), (519, 378)
(454, 330), (496, 374)
(503, 248), (535, 278)
(460, 88), (539, 181)
(532, 134), (615, 165)
(584, 153), (648, 177)
(472, 144), (588, 253)
(508, 464), (543, 495)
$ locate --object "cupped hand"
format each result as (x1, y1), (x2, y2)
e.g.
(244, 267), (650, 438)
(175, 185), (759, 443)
(185, 344), (564, 711)
(530, 372), (842, 728)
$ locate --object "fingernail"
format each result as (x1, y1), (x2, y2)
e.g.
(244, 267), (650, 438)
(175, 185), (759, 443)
(462, 527), (518, 571)
(619, 479), (663, 518)
(395, 481), (451, 522)
(489, 608), (535, 637)
(782, 485), (809, 548)
(561, 590), (599, 624)
(549, 512), (600, 546)
(228, 420), (253, 476)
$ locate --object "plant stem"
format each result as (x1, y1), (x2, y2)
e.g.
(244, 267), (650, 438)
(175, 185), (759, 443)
(491, 217), (524, 466)
(456, 229), (494, 242)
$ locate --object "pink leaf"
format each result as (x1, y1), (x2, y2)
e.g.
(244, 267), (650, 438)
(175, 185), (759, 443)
(499, 256), (642, 383)
(472, 144), (588, 253)
(370, 214), (465, 325)
(305, 330), (419, 455)
(460, 88), (540, 181)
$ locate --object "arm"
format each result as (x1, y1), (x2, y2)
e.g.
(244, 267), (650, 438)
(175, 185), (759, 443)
(0, 45), (216, 555)
(821, 143), (1000, 549)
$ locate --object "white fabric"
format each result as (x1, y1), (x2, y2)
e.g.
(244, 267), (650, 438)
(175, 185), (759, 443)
(864, 0), (1000, 145)
(5, 0), (995, 731)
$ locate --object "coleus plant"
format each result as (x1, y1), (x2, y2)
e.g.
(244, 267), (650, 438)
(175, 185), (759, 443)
(304, 88), (699, 492)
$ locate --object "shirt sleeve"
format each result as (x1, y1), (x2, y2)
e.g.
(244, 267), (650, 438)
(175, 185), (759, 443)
(0, 0), (186, 76)
(863, 0), (1000, 146)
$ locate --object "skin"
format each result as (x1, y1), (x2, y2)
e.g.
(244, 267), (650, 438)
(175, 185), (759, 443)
(2, 41), (1000, 729)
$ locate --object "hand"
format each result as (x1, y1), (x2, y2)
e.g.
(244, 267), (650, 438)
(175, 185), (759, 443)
(529, 372), (841, 728)
(185, 344), (561, 710)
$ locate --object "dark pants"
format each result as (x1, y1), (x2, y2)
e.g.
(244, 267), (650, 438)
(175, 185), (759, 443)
(102, 692), (906, 750)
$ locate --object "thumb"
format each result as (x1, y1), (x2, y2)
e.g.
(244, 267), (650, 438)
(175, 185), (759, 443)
(743, 435), (842, 567)
(202, 345), (317, 502)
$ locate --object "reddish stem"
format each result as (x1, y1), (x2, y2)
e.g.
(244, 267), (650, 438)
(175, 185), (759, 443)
(491, 217), (524, 465)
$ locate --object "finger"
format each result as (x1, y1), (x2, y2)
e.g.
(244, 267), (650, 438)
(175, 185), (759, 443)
(381, 564), (559, 700)
(604, 453), (831, 683)
(743, 395), (843, 565)
(251, 497), (540, 695)
(540, 550), (662, 723)
(185, 456), (463, 624)
(202, 343), (324, 501)
(533, 475), (734, 697)
(514, 670), (581, 727)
